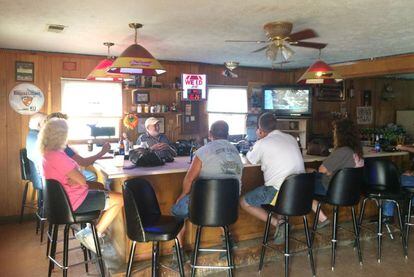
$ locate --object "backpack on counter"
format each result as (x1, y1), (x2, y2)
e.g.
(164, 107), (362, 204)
(129, 148), (165, 167)
(306, 139), (330, 156)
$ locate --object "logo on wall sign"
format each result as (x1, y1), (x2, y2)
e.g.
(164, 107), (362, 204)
(9, 84), (45, 115)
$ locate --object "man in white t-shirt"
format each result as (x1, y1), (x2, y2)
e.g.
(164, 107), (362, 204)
(240, 112), (305, 228)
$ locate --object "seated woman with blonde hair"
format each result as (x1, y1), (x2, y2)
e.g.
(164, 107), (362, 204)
(38, 118), (123, 252)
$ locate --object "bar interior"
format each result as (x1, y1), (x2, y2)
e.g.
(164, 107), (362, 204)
(1, 1), (414, 276)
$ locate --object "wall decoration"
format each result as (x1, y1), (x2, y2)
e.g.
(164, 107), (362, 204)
(132, 90), (150, 104)
(316, 83), (345, 101)
(15, 61), (34, 82)
(9, 83), (45, 115)
(247, 82), (264, 114)
(356, 106), (373, 125)
(62, 61), (77, 71)
(137, 116), (165, 134)
(123, 113), (139, 129)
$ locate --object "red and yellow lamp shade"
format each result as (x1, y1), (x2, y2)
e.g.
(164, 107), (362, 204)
(108, 44), (166, 76)
(87, 58), (133, 81)
(297, 60), (343, 85)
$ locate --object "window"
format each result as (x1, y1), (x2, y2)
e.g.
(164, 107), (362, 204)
(207, 87), (247, 135)
(61, 79), (122, 140)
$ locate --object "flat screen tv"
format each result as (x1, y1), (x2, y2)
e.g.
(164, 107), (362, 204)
(262, 86), (312, 117)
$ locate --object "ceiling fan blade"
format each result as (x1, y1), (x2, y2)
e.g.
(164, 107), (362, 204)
(292, 41), (327, 49)
(225, 39), (267, 43)
(288, 29), (317, 41)
(252, 45), (269, 53)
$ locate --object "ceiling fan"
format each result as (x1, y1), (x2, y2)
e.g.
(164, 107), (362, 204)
(226, 21), (327, 63)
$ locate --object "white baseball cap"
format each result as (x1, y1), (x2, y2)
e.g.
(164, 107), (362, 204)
(145, 117), (160, 129)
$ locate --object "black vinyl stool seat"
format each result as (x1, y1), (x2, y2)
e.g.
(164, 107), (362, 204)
(45, 179), (105, 277)
(357, 159), (407, 263)
(259, 173), (316, 277)
(189, 178), (239, 277)
(123, 178), (184, 277)
(312, 167), (364, 271)
(19, 148), (47, 242)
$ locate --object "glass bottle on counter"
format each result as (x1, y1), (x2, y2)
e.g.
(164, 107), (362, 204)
(374, 135), (381, 153)
(118, 138), (125, 155)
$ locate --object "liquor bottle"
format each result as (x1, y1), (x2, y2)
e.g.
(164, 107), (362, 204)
(189, 143), (197, 163)
(119, 138), (125, 155)
(374, 135), (381, 153)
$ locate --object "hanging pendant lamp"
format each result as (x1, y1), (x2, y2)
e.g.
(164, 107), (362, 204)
(108, 23), (165, 76)
(297, 50), (342, 85)
(87, 42), (133, 81)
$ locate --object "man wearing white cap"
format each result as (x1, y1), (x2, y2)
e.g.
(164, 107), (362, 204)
(137, 117), (177, 160)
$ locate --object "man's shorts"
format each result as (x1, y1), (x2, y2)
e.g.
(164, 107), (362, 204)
(75, 190), (109, 213)
(171, 195), (190, 220)
(243, 185), (278, 207)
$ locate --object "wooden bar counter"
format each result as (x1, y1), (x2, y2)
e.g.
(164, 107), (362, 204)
(93, 147), (409, 262)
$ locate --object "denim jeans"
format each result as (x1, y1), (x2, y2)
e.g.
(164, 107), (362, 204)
(383, 175), (414, 216)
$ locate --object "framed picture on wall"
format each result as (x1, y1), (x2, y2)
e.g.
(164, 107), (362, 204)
(247, 82), (265, 114)
(137, 116), (165, 134)
(15, 61), (34, 82)
(316, 83), (345, 101)
(132, 89), (150, 104)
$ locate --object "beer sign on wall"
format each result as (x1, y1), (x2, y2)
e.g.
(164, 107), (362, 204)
(9, 83), (45, 115)
(181, 74), (207, 101)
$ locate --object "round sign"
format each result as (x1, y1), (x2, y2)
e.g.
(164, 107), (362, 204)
(9, 83), (45, 115)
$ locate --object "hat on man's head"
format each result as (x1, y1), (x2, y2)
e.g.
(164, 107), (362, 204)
(145, 117), (160, 129)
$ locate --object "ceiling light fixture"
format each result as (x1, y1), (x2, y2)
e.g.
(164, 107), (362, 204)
(108, 23), (165, 76)
(297, 50), (342, 85)
(87, 42), (132, 81)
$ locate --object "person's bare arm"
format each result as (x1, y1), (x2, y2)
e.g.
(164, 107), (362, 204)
(71, 142), (111, 167)
(66, 168), (87, 186)
(397, 144), (414, 154)
(318, 164), (331, 175)
(175, 156), (202, 203)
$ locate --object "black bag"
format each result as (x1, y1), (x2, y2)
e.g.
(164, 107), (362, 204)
(129, 148), (165, 167)
(307, 139), (330, 156)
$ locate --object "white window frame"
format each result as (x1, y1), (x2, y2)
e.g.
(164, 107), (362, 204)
(61, 78), (123, 142)
(207, 86), (248, 135)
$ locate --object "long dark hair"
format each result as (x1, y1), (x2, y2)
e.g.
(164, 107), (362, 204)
(333, 118), (363, 159)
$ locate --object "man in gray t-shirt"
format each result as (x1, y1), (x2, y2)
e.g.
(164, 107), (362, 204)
(171, 121), (243, 246)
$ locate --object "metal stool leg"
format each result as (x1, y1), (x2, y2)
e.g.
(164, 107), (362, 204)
(395, 201), (408, 258)
(223, 225), (234, 277)
(63, 225), (70, 277)
(377, 200), (383, 263)
(406, 198), (413, 251)
(152, 241), (160, 277)
(284, 216), (290, 277)
(46, 224), (52, 257)
(303, 216), (316, 277)
(19, 182), (29, 223)
(311, 202), (322, 244)
(48, 224), (58, 277)
(331, 206), (339, 271)
(91, 224), (105, 277)
(351, 206), (363, 265)
(174, 238), (185, 277)
(126, 241), (137, 277)
(191, 226), (202, 277)
(259, 211), (272, 272)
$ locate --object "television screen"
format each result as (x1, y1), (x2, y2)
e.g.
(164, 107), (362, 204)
(263, 86), (312, 116)
(182, 74), (207, 101)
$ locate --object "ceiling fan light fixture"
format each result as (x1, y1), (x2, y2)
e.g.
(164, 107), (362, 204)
(281, 45), (294, 61)
(297, 60), (343, 85)
(87, 42), (133, 82)
(108, 23), (165, 76)
(224, 61), (239, 71)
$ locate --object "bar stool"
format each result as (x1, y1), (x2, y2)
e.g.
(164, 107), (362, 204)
(312, 167), (364, 271)
(358, 159), (407, 262)
(404, 187), (414, 250)
(19, 148), (32, 223)
(123, 178), (184, 277)
(45, 179), (105, 277)
(189, 178), (239, 277)
(259, 173), (316, 277)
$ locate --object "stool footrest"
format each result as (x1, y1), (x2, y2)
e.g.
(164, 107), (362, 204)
(198, 248), (227, 252)
(190, 265), (234, 270)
